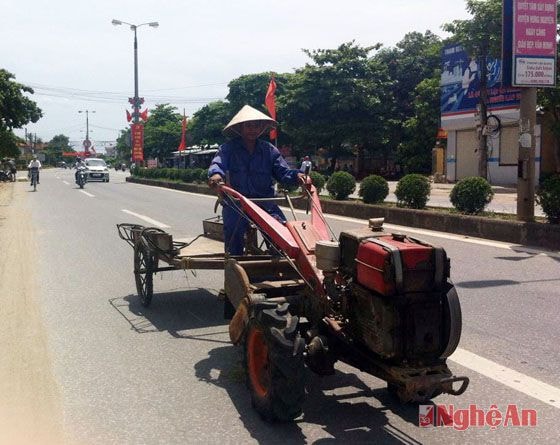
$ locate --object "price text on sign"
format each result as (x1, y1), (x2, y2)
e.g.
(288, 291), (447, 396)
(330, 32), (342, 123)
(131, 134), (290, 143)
(512, 0), (557, 86)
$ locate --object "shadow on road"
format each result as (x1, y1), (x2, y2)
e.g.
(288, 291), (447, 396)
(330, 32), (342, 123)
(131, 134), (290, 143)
(109, 289), (230, 343)
(456, 277), (560, 289)
(194, 345), (422, 445)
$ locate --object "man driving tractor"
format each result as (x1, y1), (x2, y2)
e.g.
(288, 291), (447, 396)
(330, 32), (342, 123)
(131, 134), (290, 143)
(208, 105), (305, 255)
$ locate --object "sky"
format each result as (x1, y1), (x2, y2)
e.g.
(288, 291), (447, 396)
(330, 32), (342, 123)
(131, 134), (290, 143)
(1, 0), (471, 151)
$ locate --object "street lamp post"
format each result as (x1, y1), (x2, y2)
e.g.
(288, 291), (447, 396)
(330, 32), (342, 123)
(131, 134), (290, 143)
(78, 109), (95, 153)
(111, 19), (159, 124)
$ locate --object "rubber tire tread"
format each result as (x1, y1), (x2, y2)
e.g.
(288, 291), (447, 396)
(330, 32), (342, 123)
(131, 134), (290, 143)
(245, 306), (305, 422)
(439, 282), (462, 359)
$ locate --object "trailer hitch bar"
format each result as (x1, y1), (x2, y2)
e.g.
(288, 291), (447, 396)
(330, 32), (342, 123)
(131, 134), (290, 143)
(441, 376), (470, 396)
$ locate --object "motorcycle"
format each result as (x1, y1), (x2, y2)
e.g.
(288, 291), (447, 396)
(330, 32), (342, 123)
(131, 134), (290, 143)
(76, 168), (88, 189)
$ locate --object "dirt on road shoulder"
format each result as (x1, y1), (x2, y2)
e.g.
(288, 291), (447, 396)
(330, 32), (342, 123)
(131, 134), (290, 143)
(0, 183), (65, 445)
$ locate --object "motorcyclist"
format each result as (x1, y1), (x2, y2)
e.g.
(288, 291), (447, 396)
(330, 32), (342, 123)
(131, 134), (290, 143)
(75, 158), (87, 183)
(27, 155), (41, 185)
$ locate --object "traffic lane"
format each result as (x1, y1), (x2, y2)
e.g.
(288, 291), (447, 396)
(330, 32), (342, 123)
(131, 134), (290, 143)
(54, 176), (560, 389)
(30, 173), (248, 443)
(73, 176), (219, 239)
(32, 175), (559, 442)
(84, 178), (560, 389)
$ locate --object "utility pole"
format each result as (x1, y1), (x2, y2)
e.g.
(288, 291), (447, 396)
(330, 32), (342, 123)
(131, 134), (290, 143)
(478, 51), (489, 179)
(516, 88), (537, 221)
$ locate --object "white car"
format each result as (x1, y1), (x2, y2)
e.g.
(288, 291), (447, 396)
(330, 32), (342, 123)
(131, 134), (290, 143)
(84, 158), (110, 182)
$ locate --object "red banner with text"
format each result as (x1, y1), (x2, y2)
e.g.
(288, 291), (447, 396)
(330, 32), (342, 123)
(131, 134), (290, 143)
(131, 123), (144, 162)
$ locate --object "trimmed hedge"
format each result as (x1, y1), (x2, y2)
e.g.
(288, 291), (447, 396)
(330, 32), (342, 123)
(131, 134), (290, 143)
(450, 176), (494, 214)
(326, 171), (356, 200)
(359, 174), (389, 204)
(309, 171), (326, 193)
(395, 174), (430, 209)
(536, 174), (560, 224)
(132, 167), (209, 184)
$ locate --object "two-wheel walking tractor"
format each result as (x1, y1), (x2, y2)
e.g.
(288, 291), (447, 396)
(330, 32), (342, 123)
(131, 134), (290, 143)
(117, 181), (468, 422)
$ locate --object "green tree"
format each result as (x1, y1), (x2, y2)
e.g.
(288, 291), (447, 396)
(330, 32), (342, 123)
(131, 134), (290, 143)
(375, 31), (442, 169)
(280, 41), (392, 166)
(143, 104), (182, 162)
(189, 100), (231, 146)
(115, 127), (131, 161)
(45, 134), (71, 165)
(443, 0), (502, 178)
(398, 77), (441, 173)
(0, 69), (42, 158)
(227, 72), (292, 115)
(227, 72), (294, 145)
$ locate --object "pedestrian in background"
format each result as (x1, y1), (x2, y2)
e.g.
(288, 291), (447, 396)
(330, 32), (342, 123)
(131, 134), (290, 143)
(300, 156), (312, 174)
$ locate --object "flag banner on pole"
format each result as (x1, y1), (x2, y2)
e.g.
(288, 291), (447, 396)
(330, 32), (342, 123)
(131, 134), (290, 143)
(178, 115), (187, 151)
(265, 77), (277, 140)
(140, 108), (149, 121)
(131, 123), (144, 161)
(126, 110), (132, 122)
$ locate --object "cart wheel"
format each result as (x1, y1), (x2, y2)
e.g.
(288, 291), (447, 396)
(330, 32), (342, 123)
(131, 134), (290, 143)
(134, 243), (154, 307)
(244, 303), (305, 422)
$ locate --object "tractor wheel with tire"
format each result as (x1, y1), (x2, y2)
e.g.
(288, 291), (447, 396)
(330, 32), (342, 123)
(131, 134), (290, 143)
(244, 302), (305, 422)
(134, 242), (154, 307)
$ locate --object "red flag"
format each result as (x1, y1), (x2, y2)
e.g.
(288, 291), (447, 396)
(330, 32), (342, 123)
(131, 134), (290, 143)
(178, 115), (187, 151)
(140, 108), (149, 121)
(126, 110), (132, 122)
(265, 77), (277, 140)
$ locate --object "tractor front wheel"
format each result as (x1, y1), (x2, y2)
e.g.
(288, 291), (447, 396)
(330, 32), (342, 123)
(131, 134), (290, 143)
(244, 303), (305, 422)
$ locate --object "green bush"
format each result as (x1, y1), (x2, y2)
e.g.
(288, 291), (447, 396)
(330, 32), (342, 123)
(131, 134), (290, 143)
(359, 175), (389, 204)
(450, 177), (494, 214)
(395, 174), (430, 209)
(309, 171), (326, 193)
(179, 169), (194, 183)
(191, 168), (207, 183)
(536, 174), (560, 224)
(326, 171), (356, 200)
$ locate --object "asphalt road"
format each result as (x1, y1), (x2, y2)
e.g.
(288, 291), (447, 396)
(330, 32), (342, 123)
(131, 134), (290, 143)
(12, 168), (560, 444)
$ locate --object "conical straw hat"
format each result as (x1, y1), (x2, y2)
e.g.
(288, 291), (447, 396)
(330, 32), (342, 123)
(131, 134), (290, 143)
(223, 105), (276, 137)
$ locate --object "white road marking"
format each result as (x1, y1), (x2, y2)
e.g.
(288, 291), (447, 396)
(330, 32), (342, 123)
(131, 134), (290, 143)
(62, 180), (70, 185)
(80, 190), (95, 198)
(450, 348), (560, 409)
(121, 209), (170, 228)
(126, 182), (558, 257)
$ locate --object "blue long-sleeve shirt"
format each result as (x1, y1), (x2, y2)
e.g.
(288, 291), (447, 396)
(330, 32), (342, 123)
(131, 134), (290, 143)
(208, 138), (299, 198)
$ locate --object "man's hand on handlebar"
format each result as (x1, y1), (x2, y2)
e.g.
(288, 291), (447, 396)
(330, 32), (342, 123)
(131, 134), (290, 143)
(208, 174), (225, 189)
(297, 173), (312, 187)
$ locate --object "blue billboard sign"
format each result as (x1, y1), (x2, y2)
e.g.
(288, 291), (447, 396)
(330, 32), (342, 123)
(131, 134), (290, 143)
(441, 44), (521, 116)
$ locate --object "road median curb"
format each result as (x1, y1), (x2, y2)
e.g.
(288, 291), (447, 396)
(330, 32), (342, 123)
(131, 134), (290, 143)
(126, 176), (560, 250)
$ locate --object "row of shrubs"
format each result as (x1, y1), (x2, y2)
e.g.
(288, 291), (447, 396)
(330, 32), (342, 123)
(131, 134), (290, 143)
(324, 171), (560, 223)
(132, 167), (560, 224)
(133, 167), (209, 183)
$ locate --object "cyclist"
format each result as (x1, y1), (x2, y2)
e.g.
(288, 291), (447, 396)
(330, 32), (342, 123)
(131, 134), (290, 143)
(27, 155), (42, 185)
